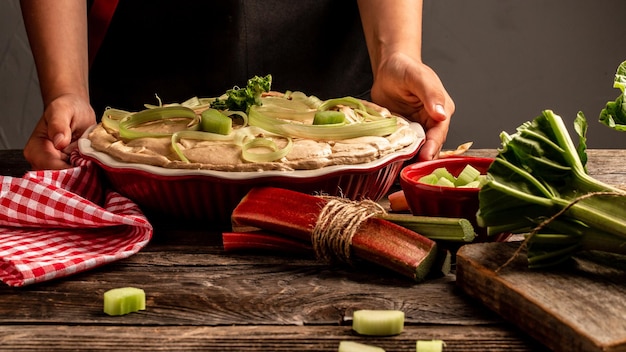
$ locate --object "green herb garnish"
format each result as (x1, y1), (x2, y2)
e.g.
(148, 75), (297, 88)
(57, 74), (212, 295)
(210, 74), (272, 113)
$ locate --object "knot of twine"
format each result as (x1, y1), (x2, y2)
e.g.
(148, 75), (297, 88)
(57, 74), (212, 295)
(312, 196), (387, 264)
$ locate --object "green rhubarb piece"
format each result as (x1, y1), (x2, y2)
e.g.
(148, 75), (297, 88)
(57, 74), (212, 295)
(352, 309), (405, 336)
(476, 174), (488, 187)
(435, 177), (455, 187)
(418, 174), (439, 185)
(454, 164), (481, 187)
(380, 213), (476, 242)
(458, 180), (481, 188)
(313, 110), (346, 125)
(201, 108), (232, 135)
(432, 167), (455, 183)
(416, 340), (445, 352)
(103, 287), (146, 316)
(338, 341), (385, 352)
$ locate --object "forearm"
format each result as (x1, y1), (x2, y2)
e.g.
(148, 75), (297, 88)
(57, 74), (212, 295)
(357, 0), (423, 76)
(20, 0), (90, 105)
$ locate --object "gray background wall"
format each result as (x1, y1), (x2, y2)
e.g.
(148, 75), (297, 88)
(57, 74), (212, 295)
(1, 0), (42, 150)
(422, 0), (626, 150)
(2, 0), (625, 151)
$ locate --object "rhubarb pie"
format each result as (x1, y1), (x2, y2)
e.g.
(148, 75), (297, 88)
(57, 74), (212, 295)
(86, 91), (423, 172)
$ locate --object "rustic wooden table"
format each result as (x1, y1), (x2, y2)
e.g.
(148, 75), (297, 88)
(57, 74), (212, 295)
(2, 148), (624, 351)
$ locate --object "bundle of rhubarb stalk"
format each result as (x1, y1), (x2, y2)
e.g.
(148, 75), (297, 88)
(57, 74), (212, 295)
(222, 187), (478, 281)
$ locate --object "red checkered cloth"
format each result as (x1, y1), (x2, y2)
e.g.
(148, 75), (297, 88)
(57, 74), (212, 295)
(0, 152), (153, 287)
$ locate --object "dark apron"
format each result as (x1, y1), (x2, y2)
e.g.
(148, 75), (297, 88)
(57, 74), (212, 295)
(88, 0), (373, 117)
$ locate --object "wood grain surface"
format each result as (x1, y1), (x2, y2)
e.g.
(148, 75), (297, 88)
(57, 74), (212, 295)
(3, 148), (626, 351)
(457, 242), (626, 352)
(0, 227), (548, 351)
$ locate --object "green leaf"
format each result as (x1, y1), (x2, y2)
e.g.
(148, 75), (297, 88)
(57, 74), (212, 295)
(614, 60), (626, 93)
(599, 60), (626, 130)
(574, 111), (588, 169)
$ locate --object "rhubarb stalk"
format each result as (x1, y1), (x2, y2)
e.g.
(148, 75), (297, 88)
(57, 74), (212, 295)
(230, 187), (438, 281)
(222, 231), (312, 255)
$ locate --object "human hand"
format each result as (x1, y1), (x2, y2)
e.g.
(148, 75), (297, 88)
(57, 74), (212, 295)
(23, 94), (96, 170)
(370, 53), (455, 161)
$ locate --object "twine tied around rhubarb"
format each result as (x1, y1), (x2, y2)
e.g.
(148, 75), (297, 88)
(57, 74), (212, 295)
(312, 196), (386, 263)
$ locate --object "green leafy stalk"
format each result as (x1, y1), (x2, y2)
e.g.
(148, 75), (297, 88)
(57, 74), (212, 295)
(477, 110), (626, 267)
(599, 60), (626, 131)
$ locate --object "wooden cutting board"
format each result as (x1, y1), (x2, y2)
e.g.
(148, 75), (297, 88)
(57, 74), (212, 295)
(456, 242), (626, 352)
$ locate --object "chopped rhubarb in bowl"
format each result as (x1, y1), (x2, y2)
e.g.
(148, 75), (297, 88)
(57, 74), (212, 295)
(400, 156), (510, 242)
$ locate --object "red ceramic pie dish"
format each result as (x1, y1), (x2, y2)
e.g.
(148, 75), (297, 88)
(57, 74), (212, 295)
(78, 124), (424, 228)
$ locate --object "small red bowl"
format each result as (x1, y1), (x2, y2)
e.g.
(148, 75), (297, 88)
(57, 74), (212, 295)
(400, 156), (502, 242)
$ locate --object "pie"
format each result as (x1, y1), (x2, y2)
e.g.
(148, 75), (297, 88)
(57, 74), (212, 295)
(86, 90), (424, 172)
